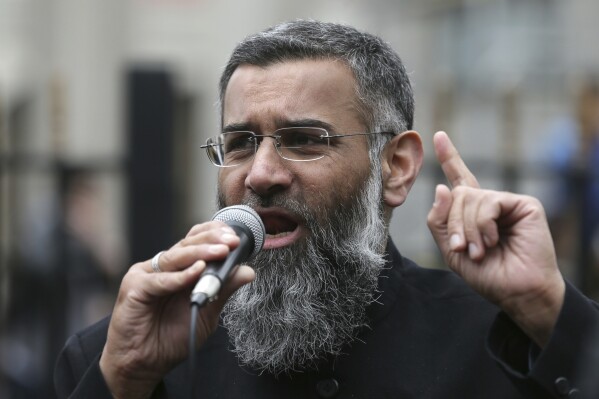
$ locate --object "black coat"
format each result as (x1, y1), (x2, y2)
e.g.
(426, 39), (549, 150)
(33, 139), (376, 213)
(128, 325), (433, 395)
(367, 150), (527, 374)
(55, 241), (599, 398)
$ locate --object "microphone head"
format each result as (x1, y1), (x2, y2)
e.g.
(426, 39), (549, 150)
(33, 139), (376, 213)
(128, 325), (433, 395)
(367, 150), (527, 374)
(212, 205), (265, 257)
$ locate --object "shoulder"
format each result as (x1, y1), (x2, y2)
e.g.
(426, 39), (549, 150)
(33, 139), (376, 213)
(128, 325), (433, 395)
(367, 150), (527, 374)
(385, 240), (486, 302)
(369, 241), (499, 330)
(400, 256), (483, 301)
(393, 256), (497, 324)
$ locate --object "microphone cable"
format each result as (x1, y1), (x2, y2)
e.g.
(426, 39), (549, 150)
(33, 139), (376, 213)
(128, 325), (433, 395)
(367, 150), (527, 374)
(186, 204), (265, 399)
(189, 293), (208, 399)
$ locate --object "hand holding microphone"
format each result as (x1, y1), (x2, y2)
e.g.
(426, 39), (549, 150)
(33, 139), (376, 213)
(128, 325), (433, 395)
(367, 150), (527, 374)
(191, 205), (265, 305)
(99, 206), (262, 399)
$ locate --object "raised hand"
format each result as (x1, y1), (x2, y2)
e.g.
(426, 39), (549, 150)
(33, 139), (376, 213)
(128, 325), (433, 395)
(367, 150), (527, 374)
(99, 222), (255, 399)
(427, 131), (565, 347)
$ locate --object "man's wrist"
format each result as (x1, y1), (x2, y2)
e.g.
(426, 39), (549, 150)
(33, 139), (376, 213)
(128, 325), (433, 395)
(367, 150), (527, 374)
(502, 277), (566, 347)
(99, 349), (160, 399)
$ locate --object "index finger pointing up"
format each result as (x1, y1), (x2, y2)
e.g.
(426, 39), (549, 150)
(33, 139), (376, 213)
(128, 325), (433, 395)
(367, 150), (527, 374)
(434, 131), (480, 189)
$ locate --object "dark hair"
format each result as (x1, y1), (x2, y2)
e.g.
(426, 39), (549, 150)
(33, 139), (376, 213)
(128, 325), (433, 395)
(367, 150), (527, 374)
(219, 20), (414, 158)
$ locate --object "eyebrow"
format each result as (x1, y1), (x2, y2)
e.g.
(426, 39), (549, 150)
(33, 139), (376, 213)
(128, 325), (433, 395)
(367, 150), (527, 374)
(282, 118), (335, 131)
(222, 118), (336, 134)
(222, 122), (253, 133)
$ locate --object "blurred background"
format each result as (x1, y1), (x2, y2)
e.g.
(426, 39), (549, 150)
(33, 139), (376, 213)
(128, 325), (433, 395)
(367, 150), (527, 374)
(1, 0), (599, 397)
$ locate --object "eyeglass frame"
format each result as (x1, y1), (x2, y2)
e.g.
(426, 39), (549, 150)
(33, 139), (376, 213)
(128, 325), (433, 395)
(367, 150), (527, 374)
(200, 127), (396, 168)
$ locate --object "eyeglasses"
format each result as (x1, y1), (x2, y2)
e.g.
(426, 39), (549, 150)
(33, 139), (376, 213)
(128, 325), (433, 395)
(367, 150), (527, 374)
(201, 127), (394, 167)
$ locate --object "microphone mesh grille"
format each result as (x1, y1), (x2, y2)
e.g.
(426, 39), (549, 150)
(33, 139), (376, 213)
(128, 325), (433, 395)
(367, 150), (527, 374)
(212, 205), (265, 256)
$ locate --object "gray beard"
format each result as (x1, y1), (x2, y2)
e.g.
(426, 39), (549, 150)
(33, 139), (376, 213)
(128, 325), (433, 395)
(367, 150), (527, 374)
(218, 169), (387, 375)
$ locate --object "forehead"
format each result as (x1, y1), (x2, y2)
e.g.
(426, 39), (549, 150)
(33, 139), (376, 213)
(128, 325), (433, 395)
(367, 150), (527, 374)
(223, 59), (365, 131)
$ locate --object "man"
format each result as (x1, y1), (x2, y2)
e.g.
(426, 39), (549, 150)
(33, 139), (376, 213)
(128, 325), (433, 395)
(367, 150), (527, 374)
(55, 20), (599, 398)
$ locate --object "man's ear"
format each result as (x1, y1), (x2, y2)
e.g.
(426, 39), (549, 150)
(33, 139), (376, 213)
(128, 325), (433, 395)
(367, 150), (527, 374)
(381, 130), (424, 208)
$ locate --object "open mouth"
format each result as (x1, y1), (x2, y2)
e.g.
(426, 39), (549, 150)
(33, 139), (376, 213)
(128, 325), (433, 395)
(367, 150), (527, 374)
(257, 209), (302, 248)
(263, 215), (298, 238)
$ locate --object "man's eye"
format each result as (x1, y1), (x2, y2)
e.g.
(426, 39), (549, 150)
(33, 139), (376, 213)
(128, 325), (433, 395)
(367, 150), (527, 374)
(282, 130), (326, 148)
(224, 134), (255, 153)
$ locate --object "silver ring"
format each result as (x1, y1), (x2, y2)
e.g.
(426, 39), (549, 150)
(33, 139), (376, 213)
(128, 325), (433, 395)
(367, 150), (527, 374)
(151, 251), (164, 273)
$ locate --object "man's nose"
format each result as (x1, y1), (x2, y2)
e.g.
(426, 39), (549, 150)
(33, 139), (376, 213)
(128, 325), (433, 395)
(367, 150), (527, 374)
(244, 138), (293, 196)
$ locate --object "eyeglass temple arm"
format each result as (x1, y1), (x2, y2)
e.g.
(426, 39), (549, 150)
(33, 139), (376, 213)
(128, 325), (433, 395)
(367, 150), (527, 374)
(320, 131), (395, 139)
(200, 143), (222, 149)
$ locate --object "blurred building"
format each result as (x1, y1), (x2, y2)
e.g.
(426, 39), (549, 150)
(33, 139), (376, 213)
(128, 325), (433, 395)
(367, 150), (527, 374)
(1, 0), (599, 397)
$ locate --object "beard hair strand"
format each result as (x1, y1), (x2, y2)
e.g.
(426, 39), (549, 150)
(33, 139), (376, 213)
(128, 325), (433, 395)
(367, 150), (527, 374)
(220, 167), (388, 375)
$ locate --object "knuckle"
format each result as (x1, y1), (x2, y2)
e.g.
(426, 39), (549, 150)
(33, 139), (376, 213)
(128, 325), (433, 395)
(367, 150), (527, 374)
(159, 250), (172, 266)
(177, 245), (200, 266)
(426, 211), (435, 227)
(186, 223), (208, 237)
(122, 286), (143, 304)
(129, 262), (146, 274)
(526, 195), (543, 209)
(426, 209), (445, 228)
(476, 218), (490, 231)
(447, 210), (462, 224)
(118, 271), (142, 301)
(155, 273), (170, 288)
(452, 185), (467, 196)
(480, 190), (492, 201)
(184, 221), (230, 244)
(451, 186), (469, 202)
(463, 223), (478, 237)
(192, 244), (207, 259)
(525, 196), (546, 216)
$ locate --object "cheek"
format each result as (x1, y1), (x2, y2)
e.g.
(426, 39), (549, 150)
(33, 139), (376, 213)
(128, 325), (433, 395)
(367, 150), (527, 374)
(303, 158), (371, 204)
(218, 170), (246, 205)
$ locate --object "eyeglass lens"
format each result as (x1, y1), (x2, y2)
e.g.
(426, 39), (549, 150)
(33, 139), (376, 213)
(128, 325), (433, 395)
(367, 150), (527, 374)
(208, 127), (329, 166)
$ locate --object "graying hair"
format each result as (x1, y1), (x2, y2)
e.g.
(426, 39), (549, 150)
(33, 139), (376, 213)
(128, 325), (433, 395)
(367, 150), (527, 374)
(218, 20), (414, 162)
(221, 158), (387, 374)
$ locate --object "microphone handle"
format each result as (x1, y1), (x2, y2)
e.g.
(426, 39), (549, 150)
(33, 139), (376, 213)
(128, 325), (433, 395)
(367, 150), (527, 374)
(204, 222), (252, 283)
(190, 221), (253, 304)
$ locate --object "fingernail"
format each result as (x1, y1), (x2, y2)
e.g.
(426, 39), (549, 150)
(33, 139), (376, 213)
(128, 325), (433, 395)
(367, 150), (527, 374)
(468, 243), (479, 258)
(189, 261), (204, 272)
(433, 185), (442, 207)
(450, 234), (462, 250)
(221, 227), (235, 234)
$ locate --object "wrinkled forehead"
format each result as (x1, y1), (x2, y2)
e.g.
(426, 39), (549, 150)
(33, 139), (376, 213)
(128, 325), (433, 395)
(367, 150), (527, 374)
(222, 59), (367, 132)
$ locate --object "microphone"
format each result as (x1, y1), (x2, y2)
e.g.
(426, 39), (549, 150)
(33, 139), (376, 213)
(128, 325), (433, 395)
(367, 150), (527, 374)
(190, 205), (265, 305)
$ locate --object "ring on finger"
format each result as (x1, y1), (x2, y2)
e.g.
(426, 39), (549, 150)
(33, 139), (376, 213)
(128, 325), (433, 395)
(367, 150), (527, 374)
(151, 251), (165, 273)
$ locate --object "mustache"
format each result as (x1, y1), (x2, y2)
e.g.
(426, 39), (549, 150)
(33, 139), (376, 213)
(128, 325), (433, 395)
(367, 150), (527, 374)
(241, 192), (287, 208)
(242, 193), (300, 212)
(219, 191), (314, 227)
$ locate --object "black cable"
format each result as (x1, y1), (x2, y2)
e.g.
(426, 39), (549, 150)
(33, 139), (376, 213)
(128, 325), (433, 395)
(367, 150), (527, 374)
(189, 293), (208, 399)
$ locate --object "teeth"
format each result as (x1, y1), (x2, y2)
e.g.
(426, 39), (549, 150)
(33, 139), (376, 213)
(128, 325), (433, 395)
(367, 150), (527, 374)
(266, 231), (291, 239)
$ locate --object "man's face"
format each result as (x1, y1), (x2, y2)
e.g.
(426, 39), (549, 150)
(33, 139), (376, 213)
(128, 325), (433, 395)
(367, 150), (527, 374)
(218, 59), (373, 246)
(217, 59), (388, 374)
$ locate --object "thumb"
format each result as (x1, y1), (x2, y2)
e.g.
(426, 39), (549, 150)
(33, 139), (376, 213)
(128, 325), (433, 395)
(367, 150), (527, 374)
(427, 184), (453, 253)
(214, 265), (255, 306)
(201, 265), (255, 318)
